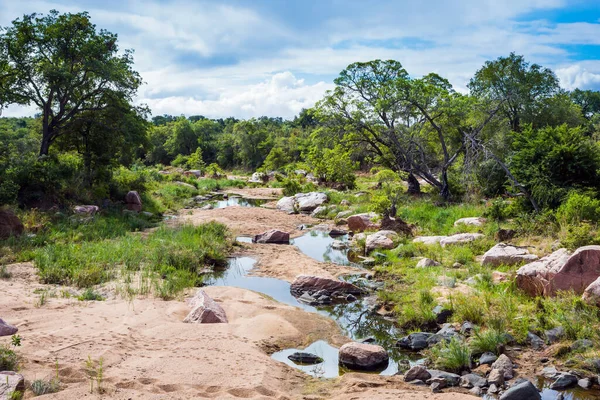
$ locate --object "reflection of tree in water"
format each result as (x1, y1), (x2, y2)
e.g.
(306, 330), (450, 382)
(319, 300), (417, 362)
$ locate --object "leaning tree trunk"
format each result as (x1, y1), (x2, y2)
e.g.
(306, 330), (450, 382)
(440, 170), (451, 201)
(407, 173), (421, 195)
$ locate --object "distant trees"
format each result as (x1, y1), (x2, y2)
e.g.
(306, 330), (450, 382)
(0, 10), (142, 156)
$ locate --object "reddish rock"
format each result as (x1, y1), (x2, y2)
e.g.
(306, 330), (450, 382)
(338, 342), (389, 371)
(0, 210), (24, 240)
(517, 246), (600, 296)
(290, 275), (363, 297)
(184, 290), (228, 323)
(347, 213), (379, 232)
(404, 365), (431, 382)
(125, 191), (143, 212)
(0, 318), (18, 336)
(252, 229), (290, 244)
(73, 205), (99, 215)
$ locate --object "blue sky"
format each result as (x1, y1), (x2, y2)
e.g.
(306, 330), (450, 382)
(1, 0), (600, 119)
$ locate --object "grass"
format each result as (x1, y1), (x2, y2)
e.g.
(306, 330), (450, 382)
(0, 344), (19, 371)
(470, 329), (508, 355)
(78, 288), (104, 301)
(30, 378), (60, 396)
(427, 337), (472, 373)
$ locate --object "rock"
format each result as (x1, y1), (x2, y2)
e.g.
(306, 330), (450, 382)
(550, 373), (578, 389)
(347, 213), (380, 232)
(397, 332), (433, 351)
(380, 215), (414, 235)
(496, 228), (517, 242)
(0, 210), (24, 240)
(488, 368), (505, 386)
(328, 228), (348, 237)
(0, 318), (18, 336)
(200, 204), (213, 210)
(481, 243), (539, 267)
(432, 305), (453, 324)
(248, 172), (268, 183)
(338, 342), (389, 371)
(479, 352), (498, 366)
(407, 379), (426, 386)
(527, 332), (545, 350)
(294, 192), (328, 212)
(578, 377), (593, 389)
(187, 169), (202, 177)
(545, 327), (565, 344)
(298, 292), (319, 305)
(469, 387), (482, 396)
(365, 230), (398, 252)
(492, 271), (510, 283)
(174, 181), (196, 189)
(436, 324), (461, 341)
(276, 196), (296, 214)
(428, 377), (447, 392)
(460, 321), (476, 335)
(499, 380), (541, 400)
(290, 275), (363, 297)
(331, 240), (348, 250)
(335, 210), (353, 220)
(459, 373), (487, 388)
(0, 371), (24, 399)
(440, 233), (485, 247)
(417, 258), (441, 268)
(287, 352), (323, 364)
(125, 190), (143, 212)
(571, 339), (594, 352)
(488, 383), (499, 394)
(427, 370), (461, 386)
(430, 382), (443, 393)
(454, 217), (486, 227)
(311, 206), (329, 218)
(541, 366), (560, 379)
(73, 205), (99, 215)
(491, 354), (514, 380)
(183, 290), (228, 323)
(404, 365), (431, 382)
(253, 230), (290, 244)
(413, 236), (447, 245)
(517, 246), (600, 296)
(582, 276), (600, 306)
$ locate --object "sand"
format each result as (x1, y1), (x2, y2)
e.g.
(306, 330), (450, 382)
(0, 205), (477, 399)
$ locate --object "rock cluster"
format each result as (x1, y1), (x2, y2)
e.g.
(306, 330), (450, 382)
(290, 275), (363, 305)
(276, 192), (328, 214)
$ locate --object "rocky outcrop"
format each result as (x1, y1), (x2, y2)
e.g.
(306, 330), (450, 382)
(347, 213), (380, 232)
(338, 342), (389, 371)
(73, 205), (99, 215)
(252, 230), (290, 244)
(481, 243), (538, 267)
(184, 290), (228, 323)
(516, 246), (600, 296)
(582, 276), (600, 306)
(365, 230), (398, 252)
(0, 371), (24, 399)
(0, 210), (24, 240)
(454, 217), (486, 227)
(125, 190), (143, 212)
(290, 275), (363, 298)
(440, 233), (485, 247)
(294, 192), (328, 212)
(0, 318), (18, 336)
(276, 197), (296, 214)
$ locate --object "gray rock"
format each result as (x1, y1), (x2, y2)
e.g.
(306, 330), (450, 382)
(0, 318), (18, 337)
(488, 383), (499, 394)
(481, 243), (538, 267)
(407, 379), (426, 386)
(253, 229), (290, 244)
(488, 368), (505, 386)
(427, 370), (461, 386)
(460, 321), (476, 335)
(413, 236), (447, 245)
(550, 373), (578, 389)
(276, 196), (296, 214)
(499, 380), (541, 400)
(545, 326), (565, 344)
(294, 192), (328, 212)
(397, 332), (433, 351)
(459, 373), (487, 388)
(439, 233), (485, 247)
(541, 366), (560, 379)
(404, 365), (431, 382)
(479, 352), (498, 366)
(578, 378), (593, 389)
(527, 332), (545, 350)
(572, 339), (594, 352)
(430, 382), (442, 393)
(416, 258), (441, 268)
(432, 305), (453, 324)
(491, 354), (514, 380)
(455, 217), (486, 227)
(469, 386), (482, 396)
(288, 352), (323, 364)
(338, 342), (389, 371)
(0, 371), (24, 399)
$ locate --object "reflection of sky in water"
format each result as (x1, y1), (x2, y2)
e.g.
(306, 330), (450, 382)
(290, 230), (353, 265)
(213, 197), (267, 208)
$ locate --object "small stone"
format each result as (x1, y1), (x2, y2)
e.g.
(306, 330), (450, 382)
(0, 318), (18, 337)
(404, 365), (431, 382)
(578, 378), (593, 389)
(545, 326), (565, 344)
(287, 352), (323, 365)
(527, 332), (545, 350)
(427, 370), (461, 386)
(488, 383), (499, 393)
(469, 387), (482, 396)
(459, 373), (487, 388)
(460, 321), (476, 335)
(430, 382), (442, 393)
(571, 339), (594, 352)
(550, 373), (578, 390)
(416, 258), (441, 268)
(499, 380), (541, 400)
(338, 342), (389, 371)
(488, 368), (505, 386)
(479, 352), (498, 366)
(541, 366), (560, 379)
(491, 354), (514, 380)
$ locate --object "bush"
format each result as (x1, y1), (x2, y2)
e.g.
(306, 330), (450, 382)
(561, 223), (600, 250)
(557, 192), (600, 223)
(0, 344), (19, 371)
(470, 329), (508, 355)
(427, 337), (472, 373)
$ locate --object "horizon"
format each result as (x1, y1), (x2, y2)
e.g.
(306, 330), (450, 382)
(1, 0), (599, 119)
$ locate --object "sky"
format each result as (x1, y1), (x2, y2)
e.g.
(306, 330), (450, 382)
(1, 0), (600, 119)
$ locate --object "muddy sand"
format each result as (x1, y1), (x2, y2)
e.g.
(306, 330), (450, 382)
(1, 205), (476, 399)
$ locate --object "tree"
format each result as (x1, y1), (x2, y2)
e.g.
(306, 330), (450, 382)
(0, 10), (142, 155)
(468, 53), (559, 132)
(571, 89), (600, 119)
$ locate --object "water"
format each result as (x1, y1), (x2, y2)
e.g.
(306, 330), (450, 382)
(290, 230), (354, 266)
(213, 197), (267, 208)
(483, 376), (600, 400)
(235, 236), (253, 243)
(205, 256), (420, 378)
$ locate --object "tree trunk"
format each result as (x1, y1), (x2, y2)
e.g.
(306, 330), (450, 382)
(407, 173), (421, 195)
(40, 128), (51, 156)
(440, 170), (451, 201)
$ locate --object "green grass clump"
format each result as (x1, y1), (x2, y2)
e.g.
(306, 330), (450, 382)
(427, 337), (472, 373)
(470, 329), (508, 355)
(78, 288), (104, 301)
(0, 344), (19, 371)
(31, 378), (60, 396)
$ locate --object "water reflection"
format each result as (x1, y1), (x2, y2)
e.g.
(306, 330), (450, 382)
(290, 230), (354, 266)
(213, 197), (267, 208)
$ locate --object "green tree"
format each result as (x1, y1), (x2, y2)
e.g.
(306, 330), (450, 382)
(0, 10), (142, 155)
(468, 53), (559, 132)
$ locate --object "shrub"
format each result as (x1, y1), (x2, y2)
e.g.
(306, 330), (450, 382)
(561, 223), (600, 250)
(470, 329), (508, 355)
(428, 337), (472, 373)
(0, 344), (19, 371)
(557, 192), (600, 223)
(31, 379), (60, 396)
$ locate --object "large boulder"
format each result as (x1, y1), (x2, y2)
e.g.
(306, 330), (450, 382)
(338, 342), (389, 371)
(516, 246), (600, 296)
(183, 290), (228, 323)
(253, 230), (290, 244)
(0, 371), (25, 399)
(248, 172), (268, 183)
(454, 217), (486, 227)
(413, 236), (447, 245)
(294, 192), (328, 212)
(481, 243), (539, 267)
(276, 196), (296, 214)
(582, 276), (600, 306)
(290, 275), (363, 297)
(440, 233), (485, 247)
(0, 318), (18, 336)
(347, 213), (380, 232)
(499, 380), (541, 400)
(365, 230), (398, 252)
(73, 205), (99, 215)
(0, 210), (24, 240)
(125, 191), (143, 212)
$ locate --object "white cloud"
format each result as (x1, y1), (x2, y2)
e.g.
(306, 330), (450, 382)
(556, 64), (600, 90)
